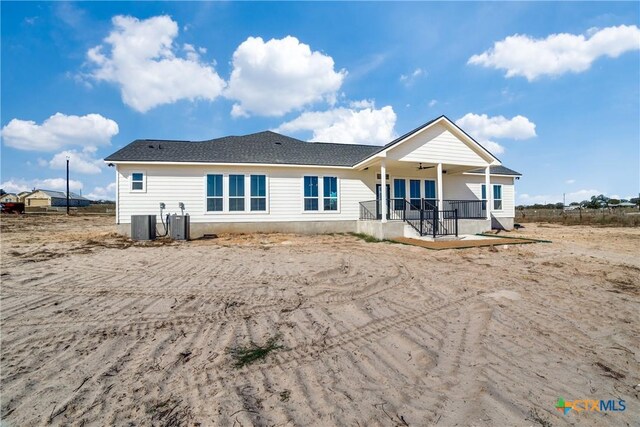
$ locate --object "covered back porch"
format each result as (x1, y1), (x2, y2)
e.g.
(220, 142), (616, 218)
(357, 159), (495, 238)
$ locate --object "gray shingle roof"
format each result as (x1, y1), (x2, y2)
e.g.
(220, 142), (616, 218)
(105, 131), (380, 167)
(35, 190), (90, 200)
(104, 128), (520, 176)
(467, 165), (522, 176)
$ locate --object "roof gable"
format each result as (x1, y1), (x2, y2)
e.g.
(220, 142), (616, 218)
(353, 116), (500, 167)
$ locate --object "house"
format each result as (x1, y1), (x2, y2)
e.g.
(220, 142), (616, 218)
(105, 115), (521, 239)
(610, 201), (637, 208)
(0, 193), (19, 203)
(17, 191), (31, 202)
(24, 190), (91, 208)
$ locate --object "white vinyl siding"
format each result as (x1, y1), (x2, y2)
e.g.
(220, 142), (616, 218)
(116, 165), (374, 224)
(387, 123), (488, 167)
(443, 174), (515, 217)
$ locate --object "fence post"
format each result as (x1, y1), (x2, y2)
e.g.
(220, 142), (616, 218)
(420, 207), (424, 236)
(433, 205), (438, 238)
(455, 208), (458, 237)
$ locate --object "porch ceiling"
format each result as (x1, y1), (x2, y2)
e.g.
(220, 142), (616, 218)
(362, 159), (486, 175)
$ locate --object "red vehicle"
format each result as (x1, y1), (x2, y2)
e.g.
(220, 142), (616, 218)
(1, 202), (25, 214)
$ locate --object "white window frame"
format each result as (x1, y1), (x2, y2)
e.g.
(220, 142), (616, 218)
(302, 175), (340, 213)
(130, 171), (146, 193)
(493, 184), (503, 211)
(203, 172), (270, 215)
(228, 174), (246, 212)
(250, 174), (268, 212)
(205, 174), (224, 213)
(322, 176), (339, 212)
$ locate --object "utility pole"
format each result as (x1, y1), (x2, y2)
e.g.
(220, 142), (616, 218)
(66, 156), (70, 215)
(563, 193), (566, 207)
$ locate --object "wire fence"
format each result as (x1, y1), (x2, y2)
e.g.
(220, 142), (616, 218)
(516, 208), (640, 227)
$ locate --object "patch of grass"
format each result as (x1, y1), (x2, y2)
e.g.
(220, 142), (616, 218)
(279, 390), (291, 402)
(147, 396), (193, 427)
(230, 336), (282, 368)
(348, 232), (383, 243)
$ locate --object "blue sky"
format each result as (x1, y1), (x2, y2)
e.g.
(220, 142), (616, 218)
(2, 1), (639, 202)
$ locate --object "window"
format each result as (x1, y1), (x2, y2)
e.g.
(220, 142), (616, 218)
(229, 174), (245, 211)
(131, 172), (144, 191)
(304, 176), (318, 211)
(323, 177), (338, 211)
(493, 185), (503, 210)
(409, 180), (421, 209)
(206, 174), (223, 211)
(423, 179), (437, 209)
(393, 179), (406, 210)
(481, 184), (487, 210)
(250, 175), (266, 211)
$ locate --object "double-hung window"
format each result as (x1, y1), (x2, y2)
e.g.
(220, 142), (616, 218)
(250, 175), (266, 211)
(131, 172), (144, 191)
(304, 176), (319, 211)
(206, 174), (223, 211)
(323, 177), (338, 211)
(493, 185), (503, 210)
(229, 174), (245, 211)
(409, 180), (421, 210)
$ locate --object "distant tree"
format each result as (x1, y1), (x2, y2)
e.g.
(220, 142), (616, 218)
(569, 202), (580, 206)
(609, 199), (620, 205)
(0, 189), (5, 196)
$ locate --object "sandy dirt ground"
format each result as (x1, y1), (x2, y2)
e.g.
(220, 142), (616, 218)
(1, 215), (639, 426)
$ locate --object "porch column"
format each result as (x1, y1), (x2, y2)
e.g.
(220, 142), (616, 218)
(436, 163), (444, 209)
(380, 159), (387, 223)
(485, 166), (491, 221)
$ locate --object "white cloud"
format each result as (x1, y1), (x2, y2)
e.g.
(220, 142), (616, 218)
(1, 178), (84, 194)
(469, 25), (640, 81)
(225, 36), (346, 117)
(87, 15), (225, 112)
(428, 99), (438, 107)
(49, 149), (103, 174)
(274, 105), (397, 145)
(565, 179), (576, 184)
(518, 189), (602, 205)
(86, 182), (116, 200)
(400, 68), (425, 86)
(1, 113), (118, 151)
(455, 113), (537, 155)
(349, 99), (375, 109)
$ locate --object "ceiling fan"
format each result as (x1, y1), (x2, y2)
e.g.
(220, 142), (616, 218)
(417, 163), (435, 170)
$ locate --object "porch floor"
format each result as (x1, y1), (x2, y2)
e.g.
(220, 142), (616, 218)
(392, 235), (540, 250)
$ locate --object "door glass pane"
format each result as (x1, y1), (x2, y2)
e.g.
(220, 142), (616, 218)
(424, 180), (436, 199)
(394, 179), (406, 198)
